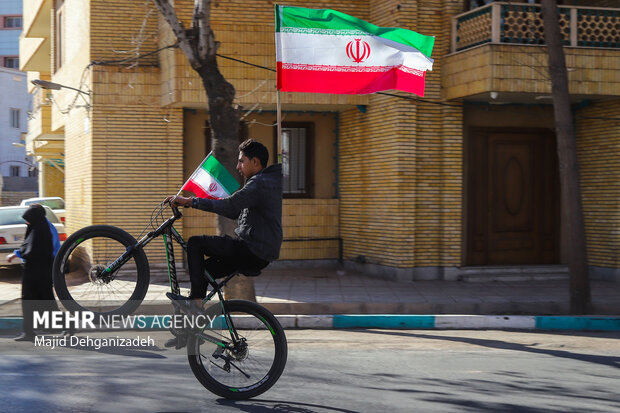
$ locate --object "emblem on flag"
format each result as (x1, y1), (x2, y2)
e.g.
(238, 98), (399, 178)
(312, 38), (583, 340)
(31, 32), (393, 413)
(180, 153), (240, 199)
(346, 39), (370, 63)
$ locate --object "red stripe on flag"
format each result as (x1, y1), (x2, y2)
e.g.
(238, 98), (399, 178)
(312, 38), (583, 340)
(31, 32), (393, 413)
(182, 180), (218, 199)
(276, 62), (426, 96)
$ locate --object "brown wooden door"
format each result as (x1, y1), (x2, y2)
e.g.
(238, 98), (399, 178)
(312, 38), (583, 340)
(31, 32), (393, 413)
(467, 128), (559, 265)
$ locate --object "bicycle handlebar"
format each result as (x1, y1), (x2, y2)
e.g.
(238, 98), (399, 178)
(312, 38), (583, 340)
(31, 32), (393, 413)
(171, 205), (182, 219)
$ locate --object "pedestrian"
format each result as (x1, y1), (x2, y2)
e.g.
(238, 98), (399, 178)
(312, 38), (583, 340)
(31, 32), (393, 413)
(165, 139), (282, 348)
(7, 204), (60, 341)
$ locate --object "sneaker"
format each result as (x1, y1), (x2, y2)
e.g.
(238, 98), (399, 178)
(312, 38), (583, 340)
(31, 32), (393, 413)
(14, 332), (35, 342)
(166, 292), (203, 314)
(164, 335), (187, 350)
(60, 329), (75, 337)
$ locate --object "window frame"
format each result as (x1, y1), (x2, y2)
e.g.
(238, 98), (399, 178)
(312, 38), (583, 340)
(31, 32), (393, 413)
(273, 121), (314, 198)
(10, 165), (20, 177)
(10, 108), (20, 129)
(2, 15), (22, 29)
(54, 0), (65, 72)
(3, 56), (19, 68)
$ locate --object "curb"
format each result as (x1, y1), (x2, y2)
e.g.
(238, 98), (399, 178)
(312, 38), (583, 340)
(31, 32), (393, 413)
(1, 315), (620, 331)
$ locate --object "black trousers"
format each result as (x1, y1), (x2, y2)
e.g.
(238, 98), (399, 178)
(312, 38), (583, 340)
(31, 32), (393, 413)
(21, 272), (58, 335)
(187, 235), (268, 299)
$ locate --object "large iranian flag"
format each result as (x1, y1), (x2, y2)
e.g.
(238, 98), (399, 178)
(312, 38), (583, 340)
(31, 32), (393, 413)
(275, 5), (435, 96)
(180, 153), (240, 199)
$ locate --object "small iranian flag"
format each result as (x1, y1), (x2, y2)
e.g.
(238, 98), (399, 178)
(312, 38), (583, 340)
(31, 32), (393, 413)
(180, 153), (240, 199)
(275, 5), (435, 96)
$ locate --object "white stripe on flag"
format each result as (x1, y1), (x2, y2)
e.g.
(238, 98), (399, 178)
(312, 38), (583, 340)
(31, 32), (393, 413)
(276, 32), (433, 71)
(192, 168), (230, 198)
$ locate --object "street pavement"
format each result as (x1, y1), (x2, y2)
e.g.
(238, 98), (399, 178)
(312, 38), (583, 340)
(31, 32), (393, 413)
(0, 329), (618, 412)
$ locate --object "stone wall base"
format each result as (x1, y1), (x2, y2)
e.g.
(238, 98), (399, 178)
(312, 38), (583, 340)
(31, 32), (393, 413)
(1, 191), (38, 206)
(272, 260), (619, 283)
(590, 266), (620, 282)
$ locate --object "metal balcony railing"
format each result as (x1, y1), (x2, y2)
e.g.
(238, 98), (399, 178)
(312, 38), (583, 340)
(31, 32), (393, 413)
(452, 2), (620, 52)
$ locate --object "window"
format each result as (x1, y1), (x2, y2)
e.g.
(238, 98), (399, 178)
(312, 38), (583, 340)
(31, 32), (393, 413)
(10, 108), (20, 128)
(277, 122), (313, 197)
(3, 57), (19, 68)
(28, 167), (38, 177)
(3, 16), (22, 28)
(55, 1), (65, 71)
(10, 166), (20, 177)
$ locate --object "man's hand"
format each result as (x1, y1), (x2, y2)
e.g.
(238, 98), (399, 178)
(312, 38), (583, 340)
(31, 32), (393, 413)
(165, 195), (193, 208)
(6, 253), (17, 263)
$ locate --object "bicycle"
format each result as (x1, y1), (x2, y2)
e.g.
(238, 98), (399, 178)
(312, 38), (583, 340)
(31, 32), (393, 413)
(52, 202), (287, 400)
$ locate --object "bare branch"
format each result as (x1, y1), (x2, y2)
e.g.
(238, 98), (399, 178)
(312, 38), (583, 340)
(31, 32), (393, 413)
(152, 0), (201, 68)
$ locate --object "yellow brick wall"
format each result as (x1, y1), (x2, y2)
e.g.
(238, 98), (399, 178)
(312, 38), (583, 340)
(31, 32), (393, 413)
(281, 199), (340, 260)
(576, 99), (620, 269)
(40, 162), (64, 198)
(443, 45), (620, 100)
(88, 101), (183, 262)
(91, 0), (159, 66)
(49, 0), (91, 133)
(63, 103), (92, 234)
(62, 1), (182, 264)
(340, 0), (463, 269)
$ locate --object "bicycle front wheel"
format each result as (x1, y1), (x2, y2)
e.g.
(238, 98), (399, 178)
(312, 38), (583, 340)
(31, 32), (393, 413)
(187, 300), (287, 400)
(52, 225), (150, 316)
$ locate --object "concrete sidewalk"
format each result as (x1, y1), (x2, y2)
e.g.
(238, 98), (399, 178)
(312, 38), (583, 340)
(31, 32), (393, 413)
(1, 266), (619, 330)
(252, 267), (620, 316)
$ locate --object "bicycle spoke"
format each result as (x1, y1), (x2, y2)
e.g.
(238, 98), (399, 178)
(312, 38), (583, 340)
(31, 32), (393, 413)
(53, 225), (149, 316)
(188, 301), (286, 399)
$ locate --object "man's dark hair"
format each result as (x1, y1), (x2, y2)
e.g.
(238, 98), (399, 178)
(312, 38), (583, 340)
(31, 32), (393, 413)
(239, 139), (269, 168)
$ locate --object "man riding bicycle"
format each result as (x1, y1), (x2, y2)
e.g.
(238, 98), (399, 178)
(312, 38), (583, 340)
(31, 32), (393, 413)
(165, 139), (282, 347)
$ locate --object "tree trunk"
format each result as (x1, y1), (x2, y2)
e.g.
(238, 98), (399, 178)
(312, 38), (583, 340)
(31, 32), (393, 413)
(541, 0), (591, 314)
(154, 0), (256, 301)
(198, 65), (256, 302)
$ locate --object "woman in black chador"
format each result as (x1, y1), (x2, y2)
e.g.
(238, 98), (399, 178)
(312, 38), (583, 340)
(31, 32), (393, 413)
(11, 204), (58, 341)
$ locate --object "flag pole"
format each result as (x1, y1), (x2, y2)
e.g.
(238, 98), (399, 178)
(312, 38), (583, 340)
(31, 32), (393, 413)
(176, 151), (212, 196)
(276, 90), (282, 164)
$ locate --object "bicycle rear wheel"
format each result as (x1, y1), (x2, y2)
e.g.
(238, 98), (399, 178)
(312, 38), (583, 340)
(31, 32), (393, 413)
(187, 300), (287, 400)
(52, 225), (150, 316)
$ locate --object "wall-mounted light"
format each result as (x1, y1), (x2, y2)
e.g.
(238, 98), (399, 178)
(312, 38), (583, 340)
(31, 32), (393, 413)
(31, 79), (89, 96)
(31, 79), (91, 113)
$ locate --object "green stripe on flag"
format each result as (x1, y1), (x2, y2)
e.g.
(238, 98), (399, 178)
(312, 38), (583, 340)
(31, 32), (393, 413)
(203, 155), (240, 195)
(275, 5), (434, 58)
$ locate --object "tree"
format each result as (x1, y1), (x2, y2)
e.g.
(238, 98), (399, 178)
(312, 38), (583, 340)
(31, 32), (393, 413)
(541, 0), (591, 314)
(152, 0), (256, 301)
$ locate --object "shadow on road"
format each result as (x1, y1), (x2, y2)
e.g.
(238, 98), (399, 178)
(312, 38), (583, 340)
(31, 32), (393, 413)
(214, 399), (360, 413)
(0, 266), (22, 283)
(363, 329), (620, 368)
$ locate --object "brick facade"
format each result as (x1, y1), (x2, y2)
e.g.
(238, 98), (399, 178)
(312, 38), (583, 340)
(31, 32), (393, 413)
(576, 99), (620, 273)
(20, 0), (620, 279)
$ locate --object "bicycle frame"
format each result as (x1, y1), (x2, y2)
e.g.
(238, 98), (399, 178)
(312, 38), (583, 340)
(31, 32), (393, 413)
(103, 205), (244, 349)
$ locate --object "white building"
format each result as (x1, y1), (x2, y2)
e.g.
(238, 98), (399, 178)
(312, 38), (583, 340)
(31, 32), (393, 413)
(0, 0), (36, 199)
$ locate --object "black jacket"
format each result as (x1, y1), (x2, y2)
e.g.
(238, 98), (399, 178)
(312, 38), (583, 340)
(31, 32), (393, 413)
(193, 164), (283, 261)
